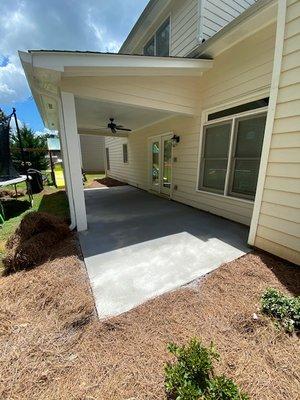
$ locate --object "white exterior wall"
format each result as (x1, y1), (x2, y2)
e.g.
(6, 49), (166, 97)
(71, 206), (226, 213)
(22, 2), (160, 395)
(80, 135), (105, 172)
(106, 23), (276, 226)
(105, 137), (129, 182)
(253, 0), (300, 265)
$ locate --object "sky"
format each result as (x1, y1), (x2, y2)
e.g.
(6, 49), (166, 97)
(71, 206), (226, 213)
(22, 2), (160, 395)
(0, 0), (149, 133)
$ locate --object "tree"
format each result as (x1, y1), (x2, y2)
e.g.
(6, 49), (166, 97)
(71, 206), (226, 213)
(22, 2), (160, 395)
(10, 125), (48, 172)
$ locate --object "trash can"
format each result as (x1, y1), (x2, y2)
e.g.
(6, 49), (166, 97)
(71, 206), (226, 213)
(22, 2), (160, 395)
(28, 169), (44, 194)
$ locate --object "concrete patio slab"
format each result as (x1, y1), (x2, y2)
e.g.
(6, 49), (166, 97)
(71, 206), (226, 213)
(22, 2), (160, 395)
(79, 186), (250, 319)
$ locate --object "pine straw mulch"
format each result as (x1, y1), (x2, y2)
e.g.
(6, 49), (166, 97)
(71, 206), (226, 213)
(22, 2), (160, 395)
(87, 177), (128, 189)
(0, 238), (299, 400)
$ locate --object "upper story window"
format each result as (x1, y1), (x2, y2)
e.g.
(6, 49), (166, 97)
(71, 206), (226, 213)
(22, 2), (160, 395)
(143, 18), (170, 57)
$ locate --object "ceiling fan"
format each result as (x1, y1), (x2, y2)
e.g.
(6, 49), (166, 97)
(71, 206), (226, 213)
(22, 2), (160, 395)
(107, 118), (132, 134)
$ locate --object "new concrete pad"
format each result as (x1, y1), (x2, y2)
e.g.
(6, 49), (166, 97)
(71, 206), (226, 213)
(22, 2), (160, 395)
(79, 186), (250, 318)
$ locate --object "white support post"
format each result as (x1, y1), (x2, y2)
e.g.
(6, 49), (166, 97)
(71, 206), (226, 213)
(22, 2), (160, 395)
(59, 91), (87, 232)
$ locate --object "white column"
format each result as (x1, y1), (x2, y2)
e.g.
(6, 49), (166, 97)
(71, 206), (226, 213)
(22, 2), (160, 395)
(59, 91), (87, 232)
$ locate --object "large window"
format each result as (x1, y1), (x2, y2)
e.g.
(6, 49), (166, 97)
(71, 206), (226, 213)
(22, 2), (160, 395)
(198, 109), (267, 200)
(143, 18), (170, 57)
(123, 143), (128, 163)
(105, 148), (110, 171)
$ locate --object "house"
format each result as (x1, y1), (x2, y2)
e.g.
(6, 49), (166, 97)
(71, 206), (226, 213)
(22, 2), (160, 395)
(19, 0), (300, 265)
(80, 135), (105, 173)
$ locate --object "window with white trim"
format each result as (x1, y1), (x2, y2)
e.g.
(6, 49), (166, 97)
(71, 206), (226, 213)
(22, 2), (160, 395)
(123, 143), (128, 163)
(143, 18), (170, 57)
(105, 148), (110, 170)
(198, 108), (267, 201)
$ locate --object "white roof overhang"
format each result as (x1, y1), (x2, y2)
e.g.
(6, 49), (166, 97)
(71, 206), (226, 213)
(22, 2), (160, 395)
(19, 51), (213, 130)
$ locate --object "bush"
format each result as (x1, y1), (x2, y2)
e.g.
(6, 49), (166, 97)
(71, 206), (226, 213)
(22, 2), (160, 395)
(261, 288), (300, 333)
(207, 376), (249, 400)
(164, 339), (248, 400)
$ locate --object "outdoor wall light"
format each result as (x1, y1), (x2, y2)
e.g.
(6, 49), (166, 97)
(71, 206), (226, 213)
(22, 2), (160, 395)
(171, 134), (180, 147)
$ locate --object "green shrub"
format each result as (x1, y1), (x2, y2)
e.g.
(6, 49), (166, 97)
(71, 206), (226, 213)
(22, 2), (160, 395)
(164, 339), (248, 400)
(207, 376), (249, 400)
(261, 288), (300, 333)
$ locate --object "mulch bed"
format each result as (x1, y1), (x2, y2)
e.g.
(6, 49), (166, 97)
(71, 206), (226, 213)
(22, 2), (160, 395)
(0, 239), (299, 399)
(87, 177), (128, 188)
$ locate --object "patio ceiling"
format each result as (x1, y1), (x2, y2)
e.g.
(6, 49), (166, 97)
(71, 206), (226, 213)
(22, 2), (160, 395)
(76, 97), (174, 137)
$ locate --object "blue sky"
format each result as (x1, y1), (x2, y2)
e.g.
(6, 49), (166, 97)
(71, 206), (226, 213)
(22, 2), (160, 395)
(0, 0), (148, 133)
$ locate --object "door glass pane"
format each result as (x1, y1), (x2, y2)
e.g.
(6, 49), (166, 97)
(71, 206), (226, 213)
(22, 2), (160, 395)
(163, 139), (172, 189)
(235, 115), (266, 158)
(204, 123), (231, 158)
(152, 141), (160, 186)
(203, 159), (228, 191)
(144, 37), (155, 56)
(156, 18), (170, 56)
(231, 159), (260, 197)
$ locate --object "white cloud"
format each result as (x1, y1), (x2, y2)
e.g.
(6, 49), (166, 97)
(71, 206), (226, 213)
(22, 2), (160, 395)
(0, 0), (148, 104)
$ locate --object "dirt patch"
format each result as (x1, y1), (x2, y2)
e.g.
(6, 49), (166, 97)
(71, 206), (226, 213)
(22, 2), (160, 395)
(0, 247), (299, 399)
(87, 177), (128, 188)
(0, 188), (27, 199)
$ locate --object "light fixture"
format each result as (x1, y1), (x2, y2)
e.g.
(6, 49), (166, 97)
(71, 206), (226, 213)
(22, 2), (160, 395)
(171, 134), (180, 146)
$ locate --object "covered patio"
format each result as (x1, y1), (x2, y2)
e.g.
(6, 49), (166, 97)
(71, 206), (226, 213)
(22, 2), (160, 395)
(79, 186), (249, 318)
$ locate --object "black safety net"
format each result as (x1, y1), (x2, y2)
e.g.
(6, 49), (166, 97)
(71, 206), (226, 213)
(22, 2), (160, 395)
(0, 111), (21, 182)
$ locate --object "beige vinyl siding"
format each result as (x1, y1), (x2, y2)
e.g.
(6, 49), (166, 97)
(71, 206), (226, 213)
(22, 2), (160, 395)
(202, 0), (256, 40)
(171, 23), (276, 226)
(106, 23), (276, 226)
(127, 0), (257, 58)
(80, 135), (105, 172)
(170, 0), (199, 56)
(254, 0), (300, 265)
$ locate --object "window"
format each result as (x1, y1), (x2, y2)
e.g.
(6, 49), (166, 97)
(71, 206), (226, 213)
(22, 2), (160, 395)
(144, 37), (155, 56)
(208, 98), (269, 121)
(105, 148), (110, 170)
(123, 143), (128, 163)
(143, 18), (170, 57)
(156, 18), (170, 57)
(199, 109), (267, 200)
(200, 122), (231, 193)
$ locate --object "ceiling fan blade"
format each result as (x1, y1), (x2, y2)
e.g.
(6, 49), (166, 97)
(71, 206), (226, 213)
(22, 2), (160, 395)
(116, 127), (132, 132)
(111, 126), (117, 134)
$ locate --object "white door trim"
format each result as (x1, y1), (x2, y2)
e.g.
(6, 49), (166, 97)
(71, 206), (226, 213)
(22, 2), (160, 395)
(148, 132), (174, 197)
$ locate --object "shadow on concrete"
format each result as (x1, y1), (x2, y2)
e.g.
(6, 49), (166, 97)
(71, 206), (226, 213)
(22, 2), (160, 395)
(80, 186), (250, 259)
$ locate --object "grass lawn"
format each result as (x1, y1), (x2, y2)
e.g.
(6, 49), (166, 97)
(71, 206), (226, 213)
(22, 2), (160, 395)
(84, 171), (106, 187)
(0, 187), (69, 264)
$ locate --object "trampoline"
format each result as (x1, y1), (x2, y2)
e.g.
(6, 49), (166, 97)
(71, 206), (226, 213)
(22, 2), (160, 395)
(0, 108), (33, 224)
